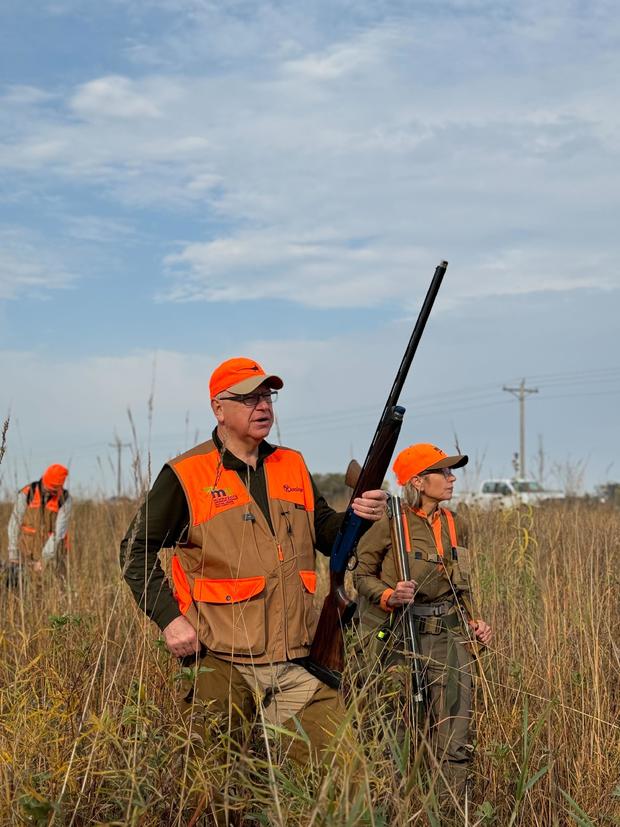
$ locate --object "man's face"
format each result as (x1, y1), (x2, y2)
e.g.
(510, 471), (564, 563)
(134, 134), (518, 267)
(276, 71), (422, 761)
(211, 381), (275, 443)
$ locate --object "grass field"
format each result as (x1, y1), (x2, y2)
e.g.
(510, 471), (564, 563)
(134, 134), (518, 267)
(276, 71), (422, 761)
(0, 498), (618, 825)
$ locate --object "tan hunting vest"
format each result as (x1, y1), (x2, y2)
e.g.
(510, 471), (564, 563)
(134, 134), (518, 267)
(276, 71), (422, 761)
(168, 440), (318, 664)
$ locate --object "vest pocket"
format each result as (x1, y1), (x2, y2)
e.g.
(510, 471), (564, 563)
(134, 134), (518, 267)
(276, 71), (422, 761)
(193, 576), (267, 656)
(193, 575), (265, 603)
(450, 546), (471, 591)
(298, 569), (318, 645)
(298, 570), (316, 594)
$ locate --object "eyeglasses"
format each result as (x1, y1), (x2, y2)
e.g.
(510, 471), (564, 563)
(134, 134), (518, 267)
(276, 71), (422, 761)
(218, 390), (278, 407)
(419, 467), (455, 479)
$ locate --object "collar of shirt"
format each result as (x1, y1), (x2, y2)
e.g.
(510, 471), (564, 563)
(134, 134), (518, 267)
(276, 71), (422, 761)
(412, 505), (441, 524)
(211, 429), (277, 473)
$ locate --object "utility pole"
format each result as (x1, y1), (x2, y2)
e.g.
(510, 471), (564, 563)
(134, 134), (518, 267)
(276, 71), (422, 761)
(537, 434), (545, 486)
(108, 433), (131, 498)
(502, 378), (538, 478)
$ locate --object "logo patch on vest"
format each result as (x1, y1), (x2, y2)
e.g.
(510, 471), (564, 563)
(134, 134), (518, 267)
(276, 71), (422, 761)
(283, 484), (303, 493)
(203, 486), (239, 508)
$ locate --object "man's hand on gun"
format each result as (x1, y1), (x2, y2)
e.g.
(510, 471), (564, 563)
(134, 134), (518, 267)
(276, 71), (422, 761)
(351, 489), (388, 521)
(386, 579), (418, 608)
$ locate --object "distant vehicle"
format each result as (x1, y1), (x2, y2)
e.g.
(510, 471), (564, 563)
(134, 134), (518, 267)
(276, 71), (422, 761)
(453, 478), (564, 509)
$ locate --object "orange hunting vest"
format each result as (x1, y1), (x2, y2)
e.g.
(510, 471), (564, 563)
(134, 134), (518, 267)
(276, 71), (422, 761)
(19, 481), (68, 562)
(409, 506), (458, 559)
(404, 506), (473, 613)
(168, 440), (318, 664)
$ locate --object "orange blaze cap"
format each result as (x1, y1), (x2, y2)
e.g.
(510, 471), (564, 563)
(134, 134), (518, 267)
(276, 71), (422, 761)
(209, 357), (284, 399)
(393, 443), (468, 486)
(41, 464), (69, 490)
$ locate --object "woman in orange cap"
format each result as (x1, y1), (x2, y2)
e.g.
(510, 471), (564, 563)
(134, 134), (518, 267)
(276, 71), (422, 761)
(7, 464), (71, 580)
(354, 443), (491, 813)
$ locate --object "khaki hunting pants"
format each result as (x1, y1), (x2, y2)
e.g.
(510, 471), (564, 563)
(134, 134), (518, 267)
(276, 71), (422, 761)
(180, 652), (344, 764)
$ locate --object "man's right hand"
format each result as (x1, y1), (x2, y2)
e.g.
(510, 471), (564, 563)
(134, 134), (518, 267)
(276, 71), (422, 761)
(162, 615), (200, 658)
(386, 579), (417, 608)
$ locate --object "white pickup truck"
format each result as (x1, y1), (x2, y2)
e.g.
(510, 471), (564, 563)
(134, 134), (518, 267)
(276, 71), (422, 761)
(453, 479), (564, 509)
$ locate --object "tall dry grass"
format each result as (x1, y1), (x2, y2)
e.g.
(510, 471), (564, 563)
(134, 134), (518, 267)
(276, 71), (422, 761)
(0, 499), (618, 825)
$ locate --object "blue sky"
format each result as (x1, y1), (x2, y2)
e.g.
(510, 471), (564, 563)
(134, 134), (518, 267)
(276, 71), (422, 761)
(1, 0), (618, 497)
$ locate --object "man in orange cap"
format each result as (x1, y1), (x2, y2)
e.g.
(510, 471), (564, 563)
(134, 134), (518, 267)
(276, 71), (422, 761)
(355, 442), (491, 815)
(7, 463), (72, 579)
(121, 356), (387, 771)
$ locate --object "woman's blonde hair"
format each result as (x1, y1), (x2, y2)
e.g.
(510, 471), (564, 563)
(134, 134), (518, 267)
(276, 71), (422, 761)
(402, 480), (422, 509)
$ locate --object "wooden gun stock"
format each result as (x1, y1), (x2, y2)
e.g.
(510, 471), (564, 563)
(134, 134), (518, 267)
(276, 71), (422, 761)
(344, 459), (362, 489)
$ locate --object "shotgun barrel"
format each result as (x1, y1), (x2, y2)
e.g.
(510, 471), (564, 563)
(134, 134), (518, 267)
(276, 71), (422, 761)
(387, 494), (426, 706)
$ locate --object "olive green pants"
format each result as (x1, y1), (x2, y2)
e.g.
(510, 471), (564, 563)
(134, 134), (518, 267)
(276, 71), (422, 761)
(362, 613), (475, 808)
(418, 624), (475, 801)
(180, 653), (344, 764)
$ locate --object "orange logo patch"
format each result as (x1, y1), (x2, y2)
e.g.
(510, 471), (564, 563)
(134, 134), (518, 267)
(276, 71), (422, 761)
(203, 486), (239, 507)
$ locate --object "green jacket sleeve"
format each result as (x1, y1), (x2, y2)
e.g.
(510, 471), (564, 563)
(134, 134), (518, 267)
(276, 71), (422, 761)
(353, 516), (393, 606)
(119, 466), (189, 631)
(311, 476), (346, 556)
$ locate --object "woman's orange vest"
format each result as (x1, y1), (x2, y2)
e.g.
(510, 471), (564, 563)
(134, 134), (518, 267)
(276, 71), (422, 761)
(168, 440), (319, 664)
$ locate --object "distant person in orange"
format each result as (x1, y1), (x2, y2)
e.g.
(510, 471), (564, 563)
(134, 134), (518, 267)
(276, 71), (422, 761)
(7, 464), (72, 578)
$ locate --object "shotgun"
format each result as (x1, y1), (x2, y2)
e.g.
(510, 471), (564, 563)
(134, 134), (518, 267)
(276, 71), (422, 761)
(305, 260), (448, 688)
(387, 493), (427, 707)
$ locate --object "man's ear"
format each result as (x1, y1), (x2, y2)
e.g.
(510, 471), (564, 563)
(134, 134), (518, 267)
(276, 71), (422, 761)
(211, 398), (225, 424)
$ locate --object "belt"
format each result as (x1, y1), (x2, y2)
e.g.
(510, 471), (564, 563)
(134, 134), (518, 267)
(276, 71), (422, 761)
(410, 600), (455, 617)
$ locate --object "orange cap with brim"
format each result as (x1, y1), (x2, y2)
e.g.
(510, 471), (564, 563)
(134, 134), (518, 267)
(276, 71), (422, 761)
(42, 464), (69, 490)
(393, 443), (468, 486)
(209, 357), (284, 399)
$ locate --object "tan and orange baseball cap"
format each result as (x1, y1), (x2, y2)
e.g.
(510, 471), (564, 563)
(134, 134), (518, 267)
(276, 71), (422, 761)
(209, 357), (284, 399)
(41, 464), (69, 490)
(393, 443), (468, 486)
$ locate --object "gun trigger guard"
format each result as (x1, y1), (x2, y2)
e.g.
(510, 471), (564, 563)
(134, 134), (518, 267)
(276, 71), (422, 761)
(346, 550), (359, 572)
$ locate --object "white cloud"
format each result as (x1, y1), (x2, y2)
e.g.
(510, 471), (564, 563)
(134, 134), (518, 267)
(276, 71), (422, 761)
(2, 85), (55, 105)
(0, 3), (618, 309)
(0, 347), (213, 494)
(283, 38), (381, 80)
(70, 75), (163, 120)
(62, 215), (137, 243)
(161, 230), (616, 310)
(0, 229), (75, 300)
